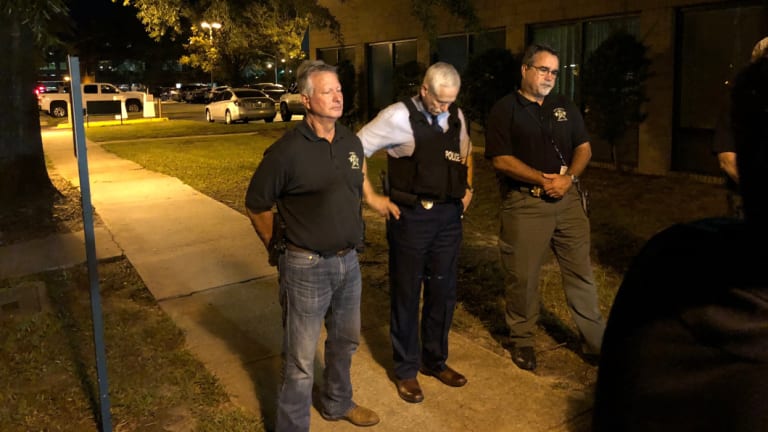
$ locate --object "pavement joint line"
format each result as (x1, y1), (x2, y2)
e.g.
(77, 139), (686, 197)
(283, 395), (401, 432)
(155, 275), (278, 303)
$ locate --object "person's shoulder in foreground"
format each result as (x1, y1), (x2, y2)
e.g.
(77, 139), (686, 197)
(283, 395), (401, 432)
(592, 57), (768, 432)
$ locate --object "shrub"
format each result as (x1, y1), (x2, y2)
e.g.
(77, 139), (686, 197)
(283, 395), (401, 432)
(459, 48), (520, 128)
(582, 31), (651, 170)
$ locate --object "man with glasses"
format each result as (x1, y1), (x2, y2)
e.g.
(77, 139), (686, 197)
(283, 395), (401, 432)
(358, 62), (473, 403)
(484, 43), (605, 371)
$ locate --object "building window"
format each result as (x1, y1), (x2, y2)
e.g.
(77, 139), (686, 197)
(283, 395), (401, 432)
(366, 39), (418, 118)
(529, 16), (641, 165)
(529, 16), (639, 105)
(317, 46), (356, 66)
(673, 3), (768, 175)
(435, 28), (506, 73)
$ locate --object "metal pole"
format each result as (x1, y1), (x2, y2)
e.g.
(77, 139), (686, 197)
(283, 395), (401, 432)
(68, 55), (113, 432)
(209, 29), (214, 85)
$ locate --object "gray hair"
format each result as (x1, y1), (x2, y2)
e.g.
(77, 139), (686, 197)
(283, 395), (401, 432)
(296, 60), (338, 96)
(521, 43), (559, 66)
(423, 61), (461, 94)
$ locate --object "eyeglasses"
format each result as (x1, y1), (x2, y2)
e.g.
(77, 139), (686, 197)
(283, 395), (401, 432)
(527, 64), (559, 77)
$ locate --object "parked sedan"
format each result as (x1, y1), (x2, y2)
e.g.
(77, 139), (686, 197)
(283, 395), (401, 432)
(245, 83), (287, 101)
(205, 88), (277, 124)
(279, 91), (306, 122)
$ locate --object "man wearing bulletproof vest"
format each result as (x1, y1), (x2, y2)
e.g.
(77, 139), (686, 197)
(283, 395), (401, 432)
(358, 62), (474, 404)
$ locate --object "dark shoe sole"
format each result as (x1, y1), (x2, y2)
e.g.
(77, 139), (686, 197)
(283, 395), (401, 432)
(398, 392), (424, 403)
(419, 367), (468, 387)
(396, 379), (424, 403)
(321, 407), (380, 427)
(511, 347), (537, 371)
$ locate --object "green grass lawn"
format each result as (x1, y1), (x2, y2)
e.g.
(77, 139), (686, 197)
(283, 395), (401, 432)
(94, 121), (389, 212)
(0, 259), (264, 432)
(85, 119), (294, 142)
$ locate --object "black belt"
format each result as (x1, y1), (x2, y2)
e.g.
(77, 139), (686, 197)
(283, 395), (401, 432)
(514, 185), (562, 202)
(515, 185), (544, 198)
(389, 188), (457, 209)
(285, 242), (354, 258)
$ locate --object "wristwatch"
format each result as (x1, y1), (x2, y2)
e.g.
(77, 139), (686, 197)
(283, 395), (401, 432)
(569, 174), (578, 182)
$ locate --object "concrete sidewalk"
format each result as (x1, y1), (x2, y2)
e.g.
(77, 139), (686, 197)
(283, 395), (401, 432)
(4, 128), (594, 431)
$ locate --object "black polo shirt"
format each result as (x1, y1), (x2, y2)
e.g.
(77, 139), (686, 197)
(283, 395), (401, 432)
(485, 92), (590, 178)
(244, 120), (364, 255)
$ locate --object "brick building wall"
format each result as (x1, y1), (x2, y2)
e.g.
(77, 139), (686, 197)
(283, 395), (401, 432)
(310, 0), (759, 176)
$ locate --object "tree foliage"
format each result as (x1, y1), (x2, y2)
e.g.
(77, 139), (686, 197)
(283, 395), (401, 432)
(582, 31), (651, 170)
(410, 0), (481, 44)
(393, 60), (427, 101)
(459, 47), (520, 128)
(118, 0), (341, 84)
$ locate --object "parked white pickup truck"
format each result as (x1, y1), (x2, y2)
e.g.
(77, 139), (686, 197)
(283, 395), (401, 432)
(38, 82), (145, 117)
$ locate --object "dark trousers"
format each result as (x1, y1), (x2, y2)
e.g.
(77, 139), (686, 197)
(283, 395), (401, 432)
(386, 201), (463, 380)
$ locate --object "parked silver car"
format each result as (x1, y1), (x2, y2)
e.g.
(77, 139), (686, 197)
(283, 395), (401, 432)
(205, 88), (276, 124)
(279, 91), (305, 122)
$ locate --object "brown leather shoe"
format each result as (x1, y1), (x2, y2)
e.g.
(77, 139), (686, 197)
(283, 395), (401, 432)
(321, 404), (380, 427)
(419, 365), (467, 387)
(396, 377), (424, 403)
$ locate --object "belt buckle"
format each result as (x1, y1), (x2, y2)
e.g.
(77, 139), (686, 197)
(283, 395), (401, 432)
(420, 199), (434, 210)
(530, 186), (543, 198)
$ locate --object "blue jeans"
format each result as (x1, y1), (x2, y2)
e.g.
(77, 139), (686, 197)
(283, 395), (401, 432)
(275, 248), (361, 432)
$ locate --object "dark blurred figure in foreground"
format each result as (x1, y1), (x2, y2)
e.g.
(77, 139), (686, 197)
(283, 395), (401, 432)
(593, 58), (768, 432)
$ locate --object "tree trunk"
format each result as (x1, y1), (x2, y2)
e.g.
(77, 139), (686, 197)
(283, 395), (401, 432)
(0, 12), (55, 208)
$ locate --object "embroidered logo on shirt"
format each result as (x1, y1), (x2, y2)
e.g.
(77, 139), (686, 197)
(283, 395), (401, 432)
(348, 152), (361, 169)
(444, 150), (461, 162)
(553, 107), (568, 122)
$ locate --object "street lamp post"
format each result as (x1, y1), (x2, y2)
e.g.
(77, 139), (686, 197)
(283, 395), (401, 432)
(201, 21), (222, 85)
(265, 55), (286, 85)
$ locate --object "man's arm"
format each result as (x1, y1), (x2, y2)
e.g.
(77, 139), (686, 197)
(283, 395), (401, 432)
(362, 158), (401, 219)
(568, 141), (592, 178)
(246, 207), (274, 250)
(542, 141), (592, 199)
(462, 150), (474, 211)
(491, 154), (546, 186)
(717, 151), (739, 184)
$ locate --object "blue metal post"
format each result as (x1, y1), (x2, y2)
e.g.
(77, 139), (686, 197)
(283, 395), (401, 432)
(67, 56), (113, 432)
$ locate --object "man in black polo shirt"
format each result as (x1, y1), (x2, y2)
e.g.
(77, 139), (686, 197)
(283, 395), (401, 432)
(484, 43), (605, 371)
(245, 60), (386, 431)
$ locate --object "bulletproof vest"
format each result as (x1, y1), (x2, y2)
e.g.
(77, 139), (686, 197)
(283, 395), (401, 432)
(387, 98), (468, 201)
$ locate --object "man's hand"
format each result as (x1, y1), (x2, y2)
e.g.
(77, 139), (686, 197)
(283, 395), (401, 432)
(367, 192), (401, 220)
(541, 173), (573, 199)
(461, 188), (473, 214)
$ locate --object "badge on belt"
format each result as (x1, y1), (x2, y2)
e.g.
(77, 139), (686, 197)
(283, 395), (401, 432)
(420, 199), (434, 210)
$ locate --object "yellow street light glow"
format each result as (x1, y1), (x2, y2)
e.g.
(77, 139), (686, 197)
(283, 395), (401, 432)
(200, 21), (223, 85)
